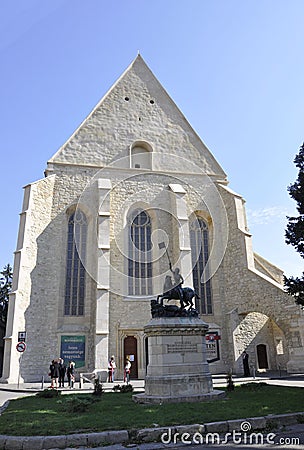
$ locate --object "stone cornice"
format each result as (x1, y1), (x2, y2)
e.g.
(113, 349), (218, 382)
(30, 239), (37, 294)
(144, 318), (209, 336)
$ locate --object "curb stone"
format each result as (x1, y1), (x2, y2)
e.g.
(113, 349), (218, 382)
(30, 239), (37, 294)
(265, 412), (302, 427)
(246, 416), (266, 430)
(227, 419), (245, 431)
(0, 401), (9, 415)
(204, 420), (228, 433)
(134, 427), (171, 443)
(23, 436), (46, 450)
(175, 424), (205, 435)
(1, 412), (304, 449)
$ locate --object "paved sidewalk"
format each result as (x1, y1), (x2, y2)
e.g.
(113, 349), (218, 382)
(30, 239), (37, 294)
(0, 378), (146, 395)
(1, 371), (303, 394)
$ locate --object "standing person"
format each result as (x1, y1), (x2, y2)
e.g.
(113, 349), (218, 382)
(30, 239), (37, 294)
(108, 358), (113, 382)
(49, 359), (59, 389)
(58, 358), (67, 388)
(66, 361), (71, 387)
(124, 356), (131, 384)
(49, 360), (55, 388)
(108, 356), (116, 383)
(242, 351), (250, 377)
(69, 361), (76, 389)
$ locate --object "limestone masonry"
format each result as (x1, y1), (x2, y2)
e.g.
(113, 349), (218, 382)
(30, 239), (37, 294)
(2, 55), (304, 383)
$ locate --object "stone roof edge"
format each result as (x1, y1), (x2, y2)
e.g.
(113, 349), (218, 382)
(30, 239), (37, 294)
(216, 182), (244, 199)
(47, 54), (226, 179)
(248, 266), (284, 290)
(254, 252), (284, 275)
(131, 56), (227, 179)
(22, 173), (56, 190)
(47, 55), (142, 164)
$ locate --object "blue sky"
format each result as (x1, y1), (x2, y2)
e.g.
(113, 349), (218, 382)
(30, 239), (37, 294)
(0, 0), (303, 277)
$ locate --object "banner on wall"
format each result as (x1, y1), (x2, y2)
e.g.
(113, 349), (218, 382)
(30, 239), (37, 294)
(60, 335), (85, 368)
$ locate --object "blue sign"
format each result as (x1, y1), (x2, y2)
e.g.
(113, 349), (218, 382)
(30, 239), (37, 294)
(60, 335), (85, 368)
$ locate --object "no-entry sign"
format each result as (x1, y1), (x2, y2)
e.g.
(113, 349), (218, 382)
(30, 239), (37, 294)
(16, 342), (26, 353)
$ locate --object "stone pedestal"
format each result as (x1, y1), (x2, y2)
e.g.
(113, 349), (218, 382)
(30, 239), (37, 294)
(133, 317), (224, 404)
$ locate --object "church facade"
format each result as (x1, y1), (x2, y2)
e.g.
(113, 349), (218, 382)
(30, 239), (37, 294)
(2, 55), (304, 383)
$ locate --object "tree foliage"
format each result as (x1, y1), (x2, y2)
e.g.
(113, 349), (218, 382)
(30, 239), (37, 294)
(284, 143), (304, 306)
(0, 264), (13, 323)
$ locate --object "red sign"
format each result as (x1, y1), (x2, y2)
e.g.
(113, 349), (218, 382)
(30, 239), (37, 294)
(206, 332), (221, 363)
(206, 334), (221, 341)
(16, 342), (26, 353)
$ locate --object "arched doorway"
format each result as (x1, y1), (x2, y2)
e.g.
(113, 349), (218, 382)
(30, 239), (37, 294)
(130, 141), (153, 170)
(257, 344), (269, 369)
(124, 336), (138, 379)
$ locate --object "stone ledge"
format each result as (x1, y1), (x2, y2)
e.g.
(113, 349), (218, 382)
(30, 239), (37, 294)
(133, 390), (225, 404)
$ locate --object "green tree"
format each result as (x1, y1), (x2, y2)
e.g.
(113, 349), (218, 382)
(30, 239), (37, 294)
(0, 264), (13, 323)
(284, 143), (304, 306)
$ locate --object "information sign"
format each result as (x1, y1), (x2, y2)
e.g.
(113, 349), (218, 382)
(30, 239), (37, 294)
(18, 331), (26, 342)
(206, 332), (221, 363)
(60, 335), (85, 368)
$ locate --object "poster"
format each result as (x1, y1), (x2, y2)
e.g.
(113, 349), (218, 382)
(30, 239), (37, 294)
(60, 335), (85, 368)
(205, 332), (220, 363)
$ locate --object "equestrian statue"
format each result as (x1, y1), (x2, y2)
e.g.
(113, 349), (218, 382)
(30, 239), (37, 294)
(152, 246), (200, 318)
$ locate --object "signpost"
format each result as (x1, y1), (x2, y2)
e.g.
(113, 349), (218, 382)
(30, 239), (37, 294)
(16, 341), (26, 389)
(206, 332), (221, 363)
(16, 342), (26, 353)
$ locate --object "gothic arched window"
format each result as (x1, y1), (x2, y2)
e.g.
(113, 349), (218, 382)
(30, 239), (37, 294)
(64, 210), (87, 315)
(190, 216), (213, 314)
(128, 209), (152, 295)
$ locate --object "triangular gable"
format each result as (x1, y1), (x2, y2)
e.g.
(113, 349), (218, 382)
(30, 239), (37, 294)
(48, 55), (226, 179)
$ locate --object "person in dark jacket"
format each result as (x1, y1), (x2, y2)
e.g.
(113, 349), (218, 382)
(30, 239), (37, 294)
(66, 362), (71, 387)
(58, 358), (67, 387)
(49, 359), (60, 389)
(242, 351), (250, 377)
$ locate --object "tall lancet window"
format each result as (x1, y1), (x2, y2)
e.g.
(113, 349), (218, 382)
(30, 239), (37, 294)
(190, 216), (213, 314)
(65, 210), (87, 316)
(128, 209), (153, 296)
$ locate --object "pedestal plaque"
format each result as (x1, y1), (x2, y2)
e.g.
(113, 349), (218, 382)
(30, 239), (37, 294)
(133, 316), (225, 404)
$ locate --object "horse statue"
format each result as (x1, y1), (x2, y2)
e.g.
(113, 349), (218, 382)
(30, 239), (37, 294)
(157, 286), (199, 310)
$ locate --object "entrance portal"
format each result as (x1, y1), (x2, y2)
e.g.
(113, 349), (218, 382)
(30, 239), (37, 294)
(124, 336), (138, 379)
(257, 344), (269, 369)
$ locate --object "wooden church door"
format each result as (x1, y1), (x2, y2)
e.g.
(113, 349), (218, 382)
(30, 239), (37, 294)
(124, 336), (138, 379)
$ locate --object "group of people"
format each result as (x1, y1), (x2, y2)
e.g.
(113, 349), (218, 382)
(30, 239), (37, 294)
(49, 358), (75, 389)
(107, 355), (131, 384)
(50, 355), (131, 388)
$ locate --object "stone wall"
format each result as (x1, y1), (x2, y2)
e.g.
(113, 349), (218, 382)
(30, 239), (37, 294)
(3, 55), (304, 382)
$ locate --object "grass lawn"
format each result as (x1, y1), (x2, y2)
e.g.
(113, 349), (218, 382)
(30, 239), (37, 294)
(0, 384), (303, 436)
